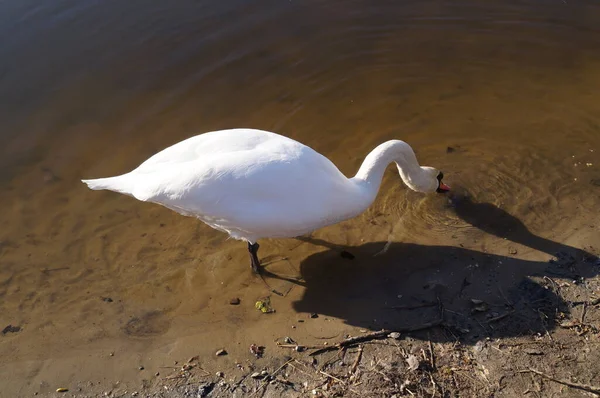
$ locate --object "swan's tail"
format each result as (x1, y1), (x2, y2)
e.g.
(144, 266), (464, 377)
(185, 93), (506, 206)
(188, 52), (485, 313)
(81, 174), (135, 197)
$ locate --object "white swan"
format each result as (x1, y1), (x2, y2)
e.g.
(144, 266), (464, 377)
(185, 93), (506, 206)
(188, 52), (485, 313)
(82, 128), (450, 273)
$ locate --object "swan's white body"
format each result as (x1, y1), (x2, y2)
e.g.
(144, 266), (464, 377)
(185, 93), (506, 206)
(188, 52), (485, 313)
(82, 128), (444, 243)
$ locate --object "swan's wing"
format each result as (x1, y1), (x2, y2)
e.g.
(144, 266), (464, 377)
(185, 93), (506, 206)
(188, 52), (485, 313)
(133, 129), (293, 173)
(129, 129), (313, 203)
(136, 141), (357, 238)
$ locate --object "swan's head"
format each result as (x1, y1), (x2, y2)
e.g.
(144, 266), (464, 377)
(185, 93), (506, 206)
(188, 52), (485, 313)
(410, 166), (451, 194)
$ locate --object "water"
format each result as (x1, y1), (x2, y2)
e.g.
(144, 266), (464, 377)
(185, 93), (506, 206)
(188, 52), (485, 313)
(1, 0), (600, 395)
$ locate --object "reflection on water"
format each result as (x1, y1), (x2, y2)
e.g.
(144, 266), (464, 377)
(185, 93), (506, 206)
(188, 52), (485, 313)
(0, 0), (600, 395)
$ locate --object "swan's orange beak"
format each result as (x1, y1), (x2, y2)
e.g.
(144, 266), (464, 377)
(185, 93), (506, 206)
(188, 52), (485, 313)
(437, 182), (451, 193)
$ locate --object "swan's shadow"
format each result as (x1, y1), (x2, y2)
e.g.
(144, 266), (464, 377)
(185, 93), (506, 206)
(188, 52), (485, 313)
(287, 196), (598, 343)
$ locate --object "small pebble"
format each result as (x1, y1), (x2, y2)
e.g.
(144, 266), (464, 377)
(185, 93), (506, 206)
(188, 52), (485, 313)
(295, 346), (305, 352)
(155, 372), (160, 377)
(261, 370), (269, 376)
(215, 349), (227, 356)
(138, 366), (144, 371)
(131, 393), (139, 397)
(251, 372), (262, 379)
(388, 332), (401, 340)
(229, 297), (240, 305)
(216, 371), (224, 378)
(56, 388), (69, 393)
(310, 313), (318, 319)
(284, 336), (295, 344)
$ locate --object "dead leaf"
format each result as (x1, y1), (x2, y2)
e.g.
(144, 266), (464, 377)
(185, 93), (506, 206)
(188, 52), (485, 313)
(406, 354), (419, 371)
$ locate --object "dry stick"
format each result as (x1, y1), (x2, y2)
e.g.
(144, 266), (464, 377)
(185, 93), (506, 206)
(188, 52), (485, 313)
(310, 300), (444, 356)
(310, 318), (444, 356)
(319, 370), (346, 385)
(164, 374), (187, 381)
(519, 368), (600, 396)
(581, 302), (588, 324)
(248, 358), (294, 397)
(350, 345), (363, 374)
(319, 370), (362, 396)
(428, 339), (436, 370)
(232, 370), (255, 393)
(572, 297), (600, 307)
(430, 373), (438, 398)
(310, 330), (390, 356)
(291, 360), (315, 377)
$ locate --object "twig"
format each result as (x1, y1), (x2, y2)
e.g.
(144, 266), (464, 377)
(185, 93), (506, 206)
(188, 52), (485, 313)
(232, 370), (254, 392)
(310, 301), (443, 356)
(385, 302), (437, 310)
(310, 330), (390, 356)
(572, 297), (600, 307)
(249, 358), (294, 397)
(428, 339), (436, 370)
(290, 360), (314, 377)
(519, 368), (600, 396)
(277, 343), (321, 350)
(581, 302), (588, 324)
(164, 374), (186, 380)
(497, 283), (513, 306)
(430, 373), (438, 397)
(350, 345), (363, 374)
(319, 370), (346, 385)
(486, 311), (515, 324)
(310, 320), (444, 356)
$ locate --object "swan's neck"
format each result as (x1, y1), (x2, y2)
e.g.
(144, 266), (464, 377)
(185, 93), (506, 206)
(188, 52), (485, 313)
(350, 140), (425, 195)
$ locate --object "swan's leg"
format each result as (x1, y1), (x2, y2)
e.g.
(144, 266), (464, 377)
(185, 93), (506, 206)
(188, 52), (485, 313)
(248, 242), (261, 274)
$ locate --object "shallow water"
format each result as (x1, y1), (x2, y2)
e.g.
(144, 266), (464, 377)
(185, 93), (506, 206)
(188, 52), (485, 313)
(1, 0), (600, 395)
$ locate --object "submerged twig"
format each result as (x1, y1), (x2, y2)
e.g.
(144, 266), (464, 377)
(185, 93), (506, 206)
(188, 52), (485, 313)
(486, 311), (515, 324)
(386, 302), (437, 310)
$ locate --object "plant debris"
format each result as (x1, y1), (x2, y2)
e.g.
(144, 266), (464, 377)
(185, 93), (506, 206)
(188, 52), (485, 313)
(249, 344), (264, 358)
(255, 297), (275, 313)
(2, 325), (21, 334)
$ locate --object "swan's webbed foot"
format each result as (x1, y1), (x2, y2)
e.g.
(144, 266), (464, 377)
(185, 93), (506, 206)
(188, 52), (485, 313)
(248, 242), (261, 274)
